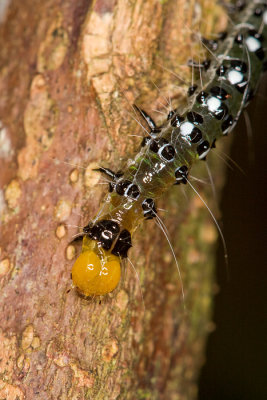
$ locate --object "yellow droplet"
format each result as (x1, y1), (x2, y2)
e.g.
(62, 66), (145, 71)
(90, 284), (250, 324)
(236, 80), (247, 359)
(72, 250), (121, 296)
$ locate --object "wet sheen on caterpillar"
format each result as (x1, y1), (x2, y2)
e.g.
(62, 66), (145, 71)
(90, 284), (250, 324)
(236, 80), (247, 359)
(71, 1), (267, 297)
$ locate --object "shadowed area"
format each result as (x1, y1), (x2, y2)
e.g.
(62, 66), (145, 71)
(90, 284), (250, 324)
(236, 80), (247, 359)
(199, 77), (267, 400)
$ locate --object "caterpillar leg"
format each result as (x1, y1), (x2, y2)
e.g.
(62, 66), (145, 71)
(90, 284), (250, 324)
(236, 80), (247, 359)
(94, 167), (123, 192)
(201, 37), (219, 51)
(219, 0), (246, 14)
(187, 58), (211, 71)
(70, 234), (84, 242)
(94, 167), (123, 181)
(133, 104), (161, 135)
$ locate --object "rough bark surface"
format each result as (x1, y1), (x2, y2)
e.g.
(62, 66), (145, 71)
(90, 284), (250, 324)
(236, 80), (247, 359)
(0, 1), (228, 399)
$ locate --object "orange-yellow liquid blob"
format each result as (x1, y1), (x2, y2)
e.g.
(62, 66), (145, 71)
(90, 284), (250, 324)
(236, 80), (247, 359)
(71, 250), (121, 296)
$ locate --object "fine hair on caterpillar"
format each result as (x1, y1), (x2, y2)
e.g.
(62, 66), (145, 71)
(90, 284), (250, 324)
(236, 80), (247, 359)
(69, 0), (267, 303)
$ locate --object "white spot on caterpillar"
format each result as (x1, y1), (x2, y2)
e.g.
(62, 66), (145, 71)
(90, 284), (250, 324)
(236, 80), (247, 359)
(227, 70), (243, 85)
(207, 97), (221, 112)
(153, 162), (165, 173)
(142, 172), (153, 184)
(102, 230), (112, 240)
(100, 267), (108, 276)
(245, 36), (261, 52)
(180, 122), (194, 136)
(87, 263), (94, 271)
(123, 202), (133, 210)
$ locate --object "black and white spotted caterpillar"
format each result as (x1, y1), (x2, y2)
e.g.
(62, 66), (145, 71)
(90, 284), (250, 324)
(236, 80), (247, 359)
(71, 1), (267, 297)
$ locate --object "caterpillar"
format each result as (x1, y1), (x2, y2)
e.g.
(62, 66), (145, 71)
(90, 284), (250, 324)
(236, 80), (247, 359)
(71, 1), (267, 297)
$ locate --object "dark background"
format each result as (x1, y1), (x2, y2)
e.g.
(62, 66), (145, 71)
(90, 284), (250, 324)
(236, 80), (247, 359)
(198, 78), (267, 399)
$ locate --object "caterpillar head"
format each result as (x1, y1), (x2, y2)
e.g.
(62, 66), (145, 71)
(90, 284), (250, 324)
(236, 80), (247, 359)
(71, 249), (121, 296)
(71, 219), (132, 296)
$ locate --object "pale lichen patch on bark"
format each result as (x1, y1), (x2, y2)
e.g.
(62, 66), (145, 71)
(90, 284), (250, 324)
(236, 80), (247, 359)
(84, 161), (102, 187)
(0, 258), (11, 276)
(31, 336), (41, 350)
(69, 168), (79, 183)
(21, 324), (34, 351)
(53, 352), (70, 368)
(66, 244), (76, 261)
(70, 362), (95, 388)
(55, 224), (67, 239)
(0, 120), (13, 159)
(80, 0), (163, 161)
(37, 14), (69, 73)
(16, 353), (25, 370)
(54, 199), (72, 222)
(0, 382), (25, 400)
(0, 329), (24, 399)
(4, 178), (22, 209)
(18, 74), (58, 181)
(101, 338), (119, 362)
(0, 330), (17, 377)
(116, 289), (129, 312)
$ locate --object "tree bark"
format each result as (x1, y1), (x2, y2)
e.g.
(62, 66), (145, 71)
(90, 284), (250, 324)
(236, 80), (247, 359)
(0, 1), (228, 399)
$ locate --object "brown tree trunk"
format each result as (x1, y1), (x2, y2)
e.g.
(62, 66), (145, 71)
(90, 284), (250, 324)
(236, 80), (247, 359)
(0, 1), (228, 399)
